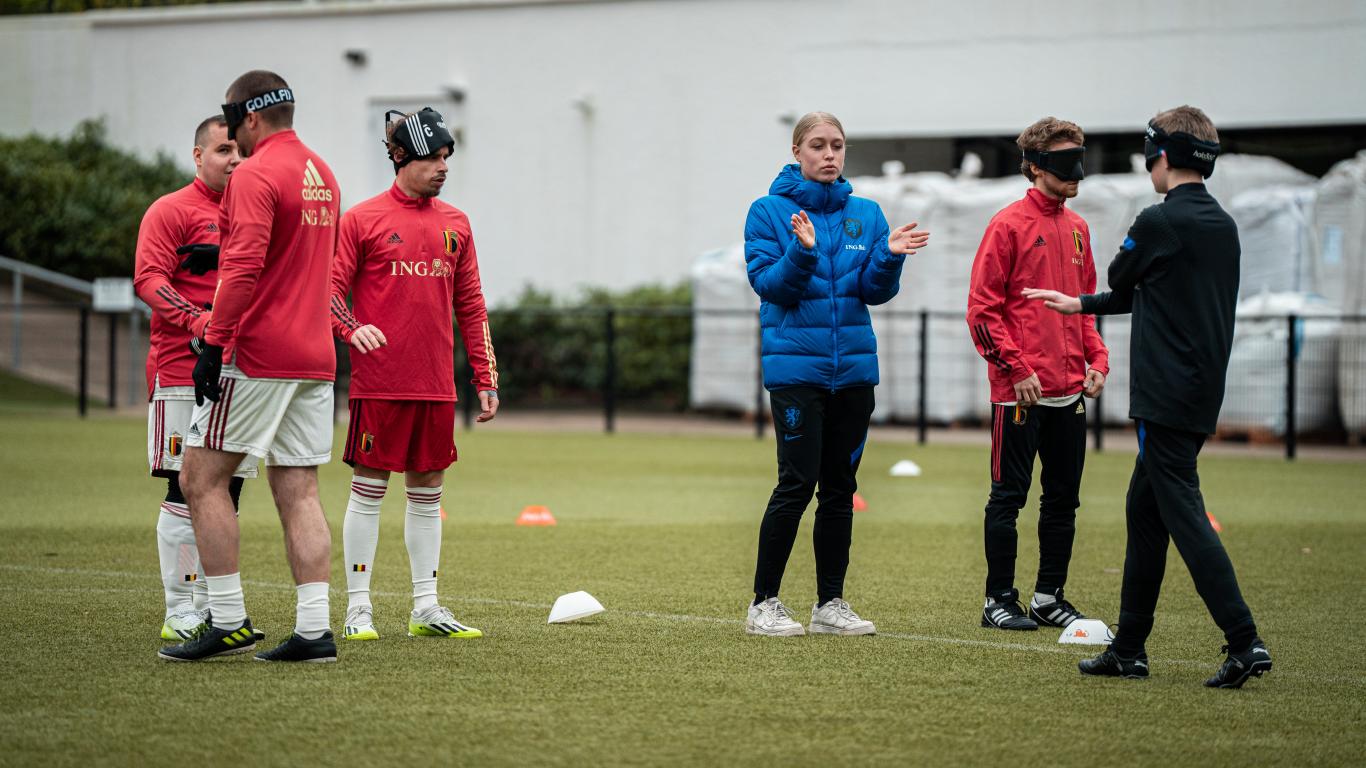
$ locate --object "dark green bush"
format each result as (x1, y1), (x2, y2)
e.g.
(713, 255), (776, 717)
(458, 283), (693, 410)
(0, 119), (190, 280)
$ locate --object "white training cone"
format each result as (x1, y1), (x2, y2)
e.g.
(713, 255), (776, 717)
(548, 591), (605, 624)
(1058, 618), (1114, 645)
(889, 459), (922, 477)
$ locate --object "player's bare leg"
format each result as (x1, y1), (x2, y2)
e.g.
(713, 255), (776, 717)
(268, 465), (331, 586)
(158, 446), (260, 661)
(251, 465), (337, 662)
(181, 446), (248, 577)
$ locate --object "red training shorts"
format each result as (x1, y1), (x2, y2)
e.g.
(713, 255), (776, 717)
(344, 399), (457, 473)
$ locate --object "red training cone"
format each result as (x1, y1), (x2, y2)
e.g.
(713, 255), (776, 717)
(852, 493), (868, 512)
(1207, 511), (1223, 532)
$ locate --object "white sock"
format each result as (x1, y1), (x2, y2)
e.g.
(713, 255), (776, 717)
(405, 485), (443, 613)
(1033, 591), (1056, 607)
(343, 476), (387, 611)
(156, 504), (199, 616)
(295, 582), (330, 640)
(206, 573), (246, 630)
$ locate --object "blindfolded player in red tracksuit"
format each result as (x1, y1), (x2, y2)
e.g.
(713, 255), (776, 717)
(967, 117), (1109, 633)
(330, 108), (499, 643)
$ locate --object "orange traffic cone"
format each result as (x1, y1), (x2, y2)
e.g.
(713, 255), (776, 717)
(852, 493), (868, 512)
(1207, 511), (1223, 532)
(516, 505), (557, 526)
(439, 507), (447, 520)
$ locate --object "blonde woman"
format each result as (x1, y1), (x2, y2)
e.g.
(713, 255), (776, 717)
(743, 112), (929, 636)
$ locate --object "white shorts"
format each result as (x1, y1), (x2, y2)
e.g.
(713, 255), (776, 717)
(185, 365), (334, 466)
(148, 379), (258, 478)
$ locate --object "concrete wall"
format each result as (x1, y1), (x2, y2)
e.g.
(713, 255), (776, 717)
(3, 0), (1365, 302)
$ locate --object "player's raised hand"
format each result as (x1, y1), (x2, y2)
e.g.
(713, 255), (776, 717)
(350, 324), (387, 354)
(889, 222), (930, 255)
(1022, 288), (1082, 315)
(477, 390), (499, 423)
(790, 210), (816, 249)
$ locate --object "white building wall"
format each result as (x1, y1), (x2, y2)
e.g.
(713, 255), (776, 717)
(3, 0), (1364, 303)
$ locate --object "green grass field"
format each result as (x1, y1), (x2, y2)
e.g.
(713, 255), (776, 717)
(1, 409), (1364, 766)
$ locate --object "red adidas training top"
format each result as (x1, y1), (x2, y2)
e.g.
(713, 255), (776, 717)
(133, 177), (221, 398)
(330, 183), (498, 400)
(206, 130), (339, 380)
(967, 188), (1110, 403)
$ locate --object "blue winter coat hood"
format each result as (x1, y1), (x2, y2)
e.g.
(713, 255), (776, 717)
(743, 165), (908, 391)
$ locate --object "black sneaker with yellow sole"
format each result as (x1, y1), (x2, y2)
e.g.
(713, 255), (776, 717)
(157, 619), (258, 662)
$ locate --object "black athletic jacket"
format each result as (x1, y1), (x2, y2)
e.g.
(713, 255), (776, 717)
(1080, 183), (1239, 434)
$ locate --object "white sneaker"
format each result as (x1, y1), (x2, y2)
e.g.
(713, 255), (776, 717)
(745, 597), (805, 636)
(809, 598), (876, 636)
(409, 605), (483, 638)
(160, 609), (209, 641)
(343, 605), (379, 641)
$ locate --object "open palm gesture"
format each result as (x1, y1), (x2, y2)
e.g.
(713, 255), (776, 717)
(889, 222), (930, 255)
(790, 210), (816, 249)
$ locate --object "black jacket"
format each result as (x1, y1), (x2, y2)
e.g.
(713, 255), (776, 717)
(1080, 183), (1239, 434)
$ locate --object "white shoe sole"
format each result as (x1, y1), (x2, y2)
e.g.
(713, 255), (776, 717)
(745, 623), (806, 637)
(809, 622), (876, 636)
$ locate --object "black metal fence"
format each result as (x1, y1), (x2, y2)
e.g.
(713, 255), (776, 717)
(4, 301), (1364, 459)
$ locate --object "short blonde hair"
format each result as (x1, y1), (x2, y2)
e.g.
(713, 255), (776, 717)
(792, 111), (845, 147)
(1016, 117), (1084, 181)
(1152, 105), (1218, 144)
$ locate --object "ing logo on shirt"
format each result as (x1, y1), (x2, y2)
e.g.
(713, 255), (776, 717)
(389, 258), (452, 278)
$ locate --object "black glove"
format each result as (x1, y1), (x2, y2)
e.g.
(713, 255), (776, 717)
(192, 343), (224, 406)
(176, 243), (220, 276)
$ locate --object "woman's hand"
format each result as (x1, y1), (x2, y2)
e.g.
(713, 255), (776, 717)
(790, 210), (816, 249)
(889, 222), (930, 255)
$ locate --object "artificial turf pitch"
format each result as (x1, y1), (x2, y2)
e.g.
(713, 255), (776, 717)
(1, 410), (1363, 766)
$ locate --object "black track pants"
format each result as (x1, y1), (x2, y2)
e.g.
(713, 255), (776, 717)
(983, 399), (1088, 600)
(1110, 420), (1259, 656)
(753, 386), (874, 605)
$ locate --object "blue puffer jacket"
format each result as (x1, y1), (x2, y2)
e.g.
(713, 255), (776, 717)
(745, 164), (906, 391)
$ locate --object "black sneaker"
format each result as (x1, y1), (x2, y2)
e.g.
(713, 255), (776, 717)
(1029, 589), (1087, 628)
(981, 591), (1039, 631)
(1079, 648), (1150, 679)
(158, 619), (258, 662)
(1204, 639), (1272, 689)
(254, 631), (338, 663)
(205, 610), (267, 644)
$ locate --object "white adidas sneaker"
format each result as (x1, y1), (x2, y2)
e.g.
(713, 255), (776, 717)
(160, 609), (209, 642)
(343, 605), (379, 641)
(745, 597), (805, 636)
(809, 599), (876, 636)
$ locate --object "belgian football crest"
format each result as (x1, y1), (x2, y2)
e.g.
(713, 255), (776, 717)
(1073, 230), (1084, 256)
(167, 432), (183, 457)
(442, 229), (460, 256)
(360, 432), (375, 452)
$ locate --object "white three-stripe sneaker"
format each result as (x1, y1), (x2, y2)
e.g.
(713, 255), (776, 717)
(409, 605), (483, 638)
(745, 597), (805, 636)
(344, 606), (379, 641)
(809, 598), (876, 636)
